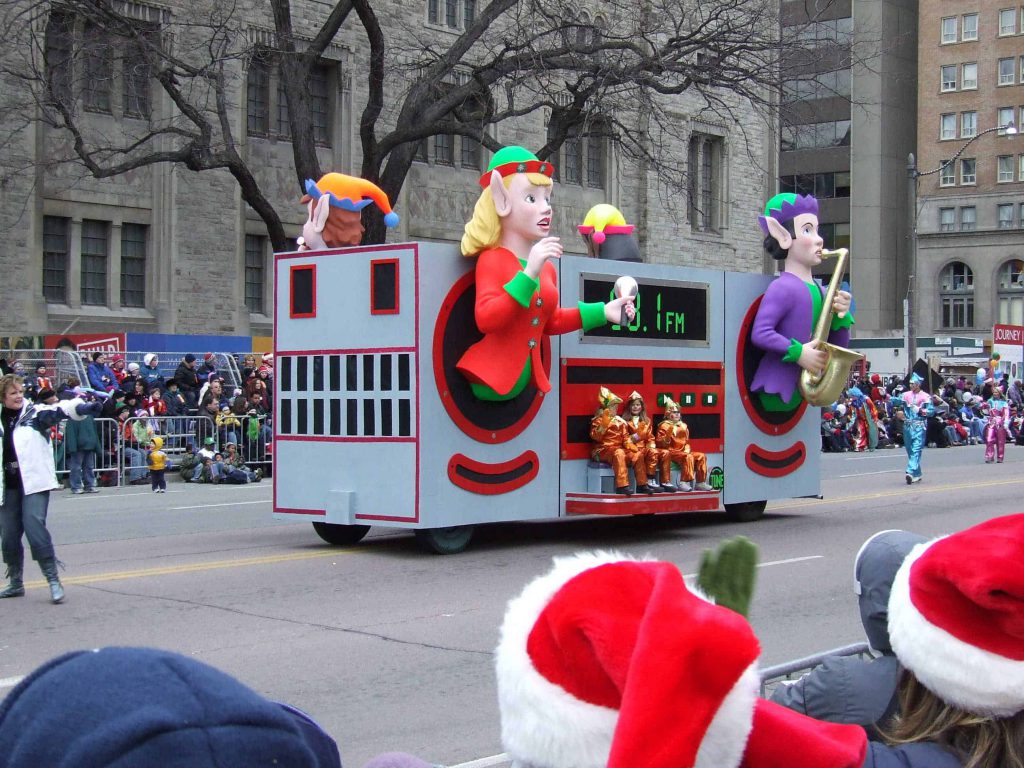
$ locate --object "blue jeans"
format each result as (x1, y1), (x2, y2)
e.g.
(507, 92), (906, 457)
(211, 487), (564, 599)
(68, 450), (96, 491)
(0, 486), (55, 564)
(123, 447), (147, 483)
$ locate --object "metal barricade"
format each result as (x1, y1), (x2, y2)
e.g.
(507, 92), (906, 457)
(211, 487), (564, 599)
(120, 352), (244, 392)
(54, 417), (123, 489)
(759, 642), (872, 698)
(234, 413), (272, 476)
(0, 349), (88, 393)
(120, 414), (220, 485)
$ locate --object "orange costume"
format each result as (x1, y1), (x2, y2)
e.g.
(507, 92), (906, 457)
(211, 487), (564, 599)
(655, 398), (712, 491)
(622, 391), (672, 492)
(589, 387), (651, 494)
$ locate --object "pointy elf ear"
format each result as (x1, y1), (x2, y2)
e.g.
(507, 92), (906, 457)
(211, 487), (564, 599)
(490, 170), (512, 217)
(764, 216), (793, 250)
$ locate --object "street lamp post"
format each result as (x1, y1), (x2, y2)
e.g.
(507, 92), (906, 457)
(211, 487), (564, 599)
(905, 121), (1017, 375)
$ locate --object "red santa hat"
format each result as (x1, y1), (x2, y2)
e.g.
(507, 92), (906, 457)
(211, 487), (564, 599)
(496, 552), (866, 768)
(887, 513), (1024, 717)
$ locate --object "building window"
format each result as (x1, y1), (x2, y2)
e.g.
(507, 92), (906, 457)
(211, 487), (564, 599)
(1021, 55), (1024, 83)
(80, 219), (108, 306)
(781, 120), (851, 150)
(941, 113), (957, 139)
(998, 106), (1015, 133)
(247, 55), (270, 136)
(464, 0), (475, 25)
(962, 62), (978, 89)
(941, 65), (957, 91)
(960, 206), (977, 230)
(434, 133), (454, 165)
(939, 207), (956, 231)
(427, 0), (439, 24)
(42, 216), (69, 304)
(123, 36), (151, 118)
(43, 11), (74, 108)
(940, 261), (974, 329)
(961, 111), (977, 138)
(941, 16), (958, 43)
(999, 58), (1016, 85)
(546, 121), (606, 189)
(460, 133), (481, 170)
(999, 155), (1015, 182)
(940, 162), (956, 186)
(962, 13), (979, 40)
(818, 222), (851, 250)
(82, 22), (113, 113)
(999, 203), (1016, 228)
(309, 66), (330, 145)
(244, 235), (266, 314)
(687, 134), (723, 233)
(999, 8), (1017, 35)
(998, 259), (1024, 324)
(120, 224), (146, 308)
(777, 172), (850, 198)
(1020, 154), (1024, 180)
(961, 158), (976, 185)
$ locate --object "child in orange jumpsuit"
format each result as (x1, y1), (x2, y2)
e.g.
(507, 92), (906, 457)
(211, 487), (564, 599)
(655, 397), (714, 492)
(589, 387), (654, 496)
(623, 391), (673, 493)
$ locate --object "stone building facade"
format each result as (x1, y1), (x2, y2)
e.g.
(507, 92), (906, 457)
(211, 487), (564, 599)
(0, 0), (773, 338)
(916, 0), (1024, 339)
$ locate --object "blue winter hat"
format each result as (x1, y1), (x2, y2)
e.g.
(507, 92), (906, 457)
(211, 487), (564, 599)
(0, 647), (342, 768)
(909, 372), (924, 385)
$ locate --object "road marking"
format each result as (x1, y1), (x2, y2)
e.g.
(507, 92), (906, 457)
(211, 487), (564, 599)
(451, 756), (510, 768)
(838, 469), (904, 478)
(771, 476), (1024, 510)
(170, 499), (271, 510)
(21, 548), (355, 589)
(0, 676), (24, 691)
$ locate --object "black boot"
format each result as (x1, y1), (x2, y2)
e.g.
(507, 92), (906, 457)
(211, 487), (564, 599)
(0, 563), (24, 599)
(38, 559), (64, 604)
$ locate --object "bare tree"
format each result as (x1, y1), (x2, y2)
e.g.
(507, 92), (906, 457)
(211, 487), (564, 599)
(0, 0), (820, 248)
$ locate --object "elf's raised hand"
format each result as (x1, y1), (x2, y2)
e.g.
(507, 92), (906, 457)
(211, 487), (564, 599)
(696, 535), (759, 618)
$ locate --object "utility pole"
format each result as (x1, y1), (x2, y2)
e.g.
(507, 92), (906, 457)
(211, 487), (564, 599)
(906, 153), (917, 375)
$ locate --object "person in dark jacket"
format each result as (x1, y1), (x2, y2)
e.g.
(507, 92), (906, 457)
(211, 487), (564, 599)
(861, 514), (1024, 768)
(86, 352), (117, 393)
(0, 646), (342, 768)
(64, 409), (100, 494)
(173, 354), (201, 408)
(770, 530), (927, 736)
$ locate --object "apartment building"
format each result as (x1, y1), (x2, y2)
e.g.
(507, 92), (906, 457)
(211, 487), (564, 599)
(0, 0), (772, 337)
(916, 0), (1024, 336)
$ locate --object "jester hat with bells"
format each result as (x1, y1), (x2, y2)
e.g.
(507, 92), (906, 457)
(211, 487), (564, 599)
(496, 552), (868, 768)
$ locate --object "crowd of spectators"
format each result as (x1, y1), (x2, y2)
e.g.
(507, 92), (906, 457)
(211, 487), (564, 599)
(822, 370), (1024, 453)
(0, 351), (275, 490)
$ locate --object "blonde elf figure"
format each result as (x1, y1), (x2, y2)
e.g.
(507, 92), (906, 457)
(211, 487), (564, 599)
(457, 147), (636, 401)
(655, 397), (714, 492)
(623, 391), (672, 493)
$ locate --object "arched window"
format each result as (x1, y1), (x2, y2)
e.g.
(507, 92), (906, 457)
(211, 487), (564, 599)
(939, 261), (974, 329)
(998, 259), (1024, 325)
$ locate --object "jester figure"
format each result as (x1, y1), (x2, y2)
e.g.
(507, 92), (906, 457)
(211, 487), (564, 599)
(898, 373), (933, 484)
(457, 147), (635, 401)
(847, 386), (878, 452)
(752, 194), (854, 411)
(297, 173), (400, 250)
(984, 387), (1011, 464)
(590, 387), (654, 496)
(622, 391), (672, 493)
(655, 398), (714, 492)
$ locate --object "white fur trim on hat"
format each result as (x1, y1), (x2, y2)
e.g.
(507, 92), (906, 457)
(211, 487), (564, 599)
(497, 552), (635, 768)
(888, 539), (1024, 717)
(695, 662), (758, 768)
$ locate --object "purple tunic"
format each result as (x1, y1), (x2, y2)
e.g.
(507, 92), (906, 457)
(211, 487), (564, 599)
(750, 272), (852, 401)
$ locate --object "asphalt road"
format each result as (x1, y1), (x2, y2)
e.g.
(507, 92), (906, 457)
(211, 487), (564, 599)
(0, 441), (1016, 767)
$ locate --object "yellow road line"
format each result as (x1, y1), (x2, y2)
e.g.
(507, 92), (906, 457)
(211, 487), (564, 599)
(770, 476), (1024, 510)
(23, 475), (1024, 589)
(23, 548), (353, 589)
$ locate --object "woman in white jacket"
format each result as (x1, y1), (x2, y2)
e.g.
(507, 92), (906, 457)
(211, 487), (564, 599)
(0, 374), (100, 603)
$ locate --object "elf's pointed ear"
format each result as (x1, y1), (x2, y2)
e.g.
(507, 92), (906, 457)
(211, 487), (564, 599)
(764, 216), (792, 250)
(490, 170), (512, 217)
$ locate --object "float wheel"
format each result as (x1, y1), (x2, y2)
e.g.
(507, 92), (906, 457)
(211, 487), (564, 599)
(724, 500), (767, 523)
(414, 525), (475, 555)
(312, 522), (371, 546)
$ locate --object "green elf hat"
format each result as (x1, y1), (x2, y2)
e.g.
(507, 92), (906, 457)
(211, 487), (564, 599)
(479, 146), (555, 188)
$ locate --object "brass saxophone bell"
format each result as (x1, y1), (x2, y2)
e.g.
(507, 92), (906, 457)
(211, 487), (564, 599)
(798, 247), (864, 406)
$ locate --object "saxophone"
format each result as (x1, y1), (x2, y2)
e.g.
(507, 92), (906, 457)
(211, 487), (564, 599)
(798, 248), (865, 406)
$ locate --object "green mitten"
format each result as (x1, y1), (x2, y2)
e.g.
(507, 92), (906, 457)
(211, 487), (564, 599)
(696, 536), (759, 618)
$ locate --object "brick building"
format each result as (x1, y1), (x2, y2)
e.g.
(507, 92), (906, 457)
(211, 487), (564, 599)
(0, 0), (773, 338)
(915, 0), (1024, 338)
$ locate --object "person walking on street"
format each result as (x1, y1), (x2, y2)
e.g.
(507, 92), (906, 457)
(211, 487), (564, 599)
(898, 373), (933, 484)
(0, 374), (101, 603)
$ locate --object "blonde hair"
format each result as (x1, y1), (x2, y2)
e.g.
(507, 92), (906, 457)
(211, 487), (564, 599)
(461, 172), (553, 256)
(885, 669), (1024, 768)
(0, 373), (24, 400)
